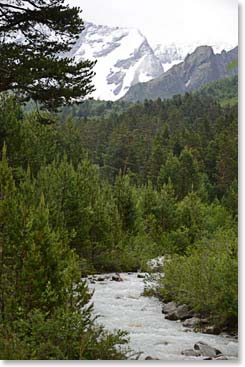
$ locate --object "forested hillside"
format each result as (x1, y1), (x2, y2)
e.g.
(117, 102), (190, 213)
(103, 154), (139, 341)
(59, 74), (238, 120)
(197, 75), (238, 106)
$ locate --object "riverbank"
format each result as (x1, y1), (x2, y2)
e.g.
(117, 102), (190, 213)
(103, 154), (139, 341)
(142, 274), (238, 338)
(86, 272), (238, 360)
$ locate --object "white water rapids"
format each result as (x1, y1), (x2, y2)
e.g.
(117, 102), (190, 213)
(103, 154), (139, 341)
(88, 273), (238, 360)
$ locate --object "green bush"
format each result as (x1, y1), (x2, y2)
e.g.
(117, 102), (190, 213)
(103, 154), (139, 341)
(0, 308), (130, 360)
(159, 229), (238, 326)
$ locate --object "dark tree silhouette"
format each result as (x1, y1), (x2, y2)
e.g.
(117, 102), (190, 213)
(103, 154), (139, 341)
(0, 0), (96, 110)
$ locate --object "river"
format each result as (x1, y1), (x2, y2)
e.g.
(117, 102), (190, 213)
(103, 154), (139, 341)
(88, 272), (238, 360)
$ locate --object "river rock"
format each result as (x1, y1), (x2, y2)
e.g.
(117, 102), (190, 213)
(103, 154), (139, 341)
(145, 356), (159, 360)
(96, 276), (105, 281)
(162, 302), (177, 314)
(137, 274), (145, 279)
(181, 348), (201, 357)
(202, 325), (218, 334)
(111, 273), (123, 281)
(163, 303), (193, 321)
(203, 355), (228, 360)
(194, 341), (222, 358)
(175, 304), (193, 320)
(165, 313), (179, 321)
(182, 317), (202, 328)
(163, 302), (178, 320)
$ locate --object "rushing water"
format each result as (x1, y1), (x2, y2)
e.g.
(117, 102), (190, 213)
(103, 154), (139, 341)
(88, 273), (238, 360)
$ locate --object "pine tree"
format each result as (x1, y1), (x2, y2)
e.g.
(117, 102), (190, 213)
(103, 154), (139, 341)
(0, 0), (95, 110)
(114, 171), (137, 234)
(178, 147), (199, 199)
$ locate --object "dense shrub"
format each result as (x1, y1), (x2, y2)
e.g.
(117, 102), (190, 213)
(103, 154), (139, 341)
(159, 229), (238, 327)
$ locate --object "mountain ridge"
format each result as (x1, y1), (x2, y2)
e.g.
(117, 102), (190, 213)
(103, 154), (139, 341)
(66, 21), (237, 101)
(122, 45), (238, 102)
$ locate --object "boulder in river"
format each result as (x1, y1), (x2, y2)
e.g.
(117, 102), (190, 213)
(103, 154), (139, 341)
(175, 304), (193, 320)
(194, 341), (222, 358)
(182, 342), (226, 359)
(163, 302), (193, 321)
(145, 356), (159, 360)
(182, 317), (202, 328)
(111, 273), (123, 281)
(162, 302), (177, 314)
(165, 312), (178, 321)
(96, 276), (105, 281)
(137, 273), (145, 279)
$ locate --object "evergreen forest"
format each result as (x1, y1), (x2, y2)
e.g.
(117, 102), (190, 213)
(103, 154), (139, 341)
(0, 75), (238, 358)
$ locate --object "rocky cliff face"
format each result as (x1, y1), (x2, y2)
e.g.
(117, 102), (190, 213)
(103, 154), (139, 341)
(66, 22), (163, 100)
(153, 42), (235, 72)
(122, 46), (238, 102)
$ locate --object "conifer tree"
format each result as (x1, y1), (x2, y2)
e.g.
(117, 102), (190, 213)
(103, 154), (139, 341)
(114, 172), (137, 234)
(0, 0), (95, 110)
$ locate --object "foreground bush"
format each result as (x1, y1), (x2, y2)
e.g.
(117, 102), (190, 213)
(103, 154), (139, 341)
(0, 309), (129, 360)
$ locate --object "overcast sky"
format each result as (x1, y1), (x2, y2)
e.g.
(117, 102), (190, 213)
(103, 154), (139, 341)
(67, 0), (238, 47)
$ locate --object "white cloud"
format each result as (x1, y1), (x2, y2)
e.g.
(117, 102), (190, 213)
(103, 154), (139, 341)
(66, 0), (238, 47)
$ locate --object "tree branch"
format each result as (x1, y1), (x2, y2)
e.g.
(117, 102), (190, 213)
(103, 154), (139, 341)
(0, 2), (27, 11)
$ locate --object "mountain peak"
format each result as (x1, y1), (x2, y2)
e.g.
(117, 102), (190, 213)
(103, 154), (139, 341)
(184, 45), (214, 64)
(68, 21), (163, 100)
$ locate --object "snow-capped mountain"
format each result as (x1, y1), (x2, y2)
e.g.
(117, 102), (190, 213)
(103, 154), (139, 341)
(67, 22), (235, 100)
(154, 42), (235, 72)
(67, 22), (163, 100)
